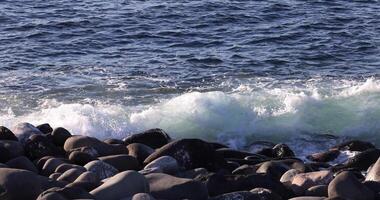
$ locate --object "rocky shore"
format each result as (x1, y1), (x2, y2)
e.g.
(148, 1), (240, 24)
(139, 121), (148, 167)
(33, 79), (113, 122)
(0, 122), (379, 200)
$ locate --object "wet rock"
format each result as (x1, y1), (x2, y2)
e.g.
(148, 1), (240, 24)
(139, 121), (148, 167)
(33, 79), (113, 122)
(127, 143), (154, 164)
(57, 168), (87, 182)
(38, 186), (94, 199)
(291, 170), (334, 195)
(280, 169), (301, 185)
(49, 172), (62, 180)
(84, 160), (118, 180)
(334, 148), (380, 171)
(123, 128), (171, 149)
(273, 143), (295, 158)
(256, 160), (290, 180)
(250, 188), (282, 200)
(37, 191), (67, 200)
(51, 127), (72, 146)
(0, 126), (18, 141)
(91, 170), (149, 200)
(55, 163), (86, 173)
(41, 157), (67, 176)
(176, 168), (209, 179)
(66, 181), (99, 192)
(305, 185), (328, 197)
(202, 173), (292, 198)
(365, 157), (380, 182)
(5, 156), (38, 173)
(289, 197), (325, 200)
(333, 140), (375, 151)
(144, 139), (225, 171)
(209, 191), (258, 200)
(127, 193), (156, 200)
(104, 138), (124, 145)
(143, 156), (179, 175)
(0, 168), (43, 200)
(232, 164), (258, 175)
(12, 122), (43, 144)
(328, 171), (374, 200)
(146, 173), (208, 200)
(307, 149), (340, 163)
(216, 148), (258, 159)
(24, 134), (62, 160)
(74, 171), (101, 184)
(68, 150), (97, 166)
(36, 123), (53, 134)
(0, 140), (24, 161)
(99, 154), (141, 171)
(64, 135), (128, 157)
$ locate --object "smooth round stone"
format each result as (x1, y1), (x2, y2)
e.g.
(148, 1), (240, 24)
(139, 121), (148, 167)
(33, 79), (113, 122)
(0, 126), (18, 141)
(328, 171), (374, 200)
(41, 158), (67, 176)
(280, 169), (301, 185)
(74, 171), (101, 184)
(0, 168), (43, 200)
(305, 185), (328, 197)
(51, 127), (72, 146)
(84, 160), (118, 180)
(123, 128), (171, 149)
(0, 140), (24, 161)
(55, 163), (86, 173)
(12, 122), (43, 145)
(99, 154), (141, 171)
(289, 197), (326, 200)
(291, 170), (333, 195)
(38, 186), (94, 199)
(69, 150), (97, 166)
(90, 170), (149, 200)
(57, 168), (87, 182)
(127, 143), (154, 164)
(145, 173), (208, 200)
(36, 123), (53, 134)
(366, 157), (380, 182)
(5, 156), (38, 173)
(144, 156), (179, 175)
(49, 172), (62, 180)
(127, 193), (157, 200)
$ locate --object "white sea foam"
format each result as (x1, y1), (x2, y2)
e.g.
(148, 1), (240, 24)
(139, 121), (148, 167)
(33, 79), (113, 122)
(1, 78), (380, 155)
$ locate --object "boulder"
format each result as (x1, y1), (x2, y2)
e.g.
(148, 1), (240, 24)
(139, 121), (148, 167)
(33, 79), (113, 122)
(51, 127), (72, 146)
(250, 188), (282, 200)
(55, 163), (86, 173)
(201, 173), (292, 198)
(38, 186), (94, 199)
(127, 143), (154, 164)
(146, 173), (208, 200)
(209, 191), (259, 200)
(99, 154), (141, 171)
(232, 164), (258, 175)
(273, 143), (295, 158)
(84, 160), (118, 180)
(333, 140), (375, 151)
(12, 122), (43, 144)
(0, 140), (24, 161)
(305, 185), (328, 197)
(144, 156), (179, 175)
(144, 139), (225, 171)
(0, 126), (18, 141)
(68, 150), (97, 166)
(37, 192), (67, 200)
(0, 168), (43, 200)
(127, 193), (156, 200)
(256, 160), (290, 180)
(57, 168), (87, 182)
(41, 158), (67, 176)
(291, 170), (334, 195)
(307, 149), (340, 163)
(5, 156), (38, 173)
(280, 169), (301, 185)
(123, 128), (171, 149)
(289, 197), (325, 200)
(104, 138), (124, 145)
(49, 172), (62, 180)
(24, 134), (62, 160)
(74, 171), (100, 184)
(334, 148), (380, 171)
(328, 171), (374, 200)
(90, 171), (149, 200)
(36, 123), (53, 134)
(366, 157), (380, 182)
(64, 135), (127, 156)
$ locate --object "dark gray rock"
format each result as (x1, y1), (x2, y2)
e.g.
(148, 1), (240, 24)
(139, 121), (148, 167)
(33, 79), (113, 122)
(5, 156), (38, 173)
(0, 126), (18, 141)
(51, 127), (72, 146)
(123, 128), (171, 149)
(99, 154), (141, 171)
(91, 170), (149, 200)
(12, 122), (43, 144)
(146, 173), (208, 200)
(127, 143), (154, 164)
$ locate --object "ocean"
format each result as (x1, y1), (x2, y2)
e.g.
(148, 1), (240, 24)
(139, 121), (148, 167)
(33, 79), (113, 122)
(1, 0), (380, 156)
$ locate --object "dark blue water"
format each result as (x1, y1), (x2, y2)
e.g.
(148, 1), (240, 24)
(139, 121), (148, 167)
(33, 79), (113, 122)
(1, 0), (380, 151)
